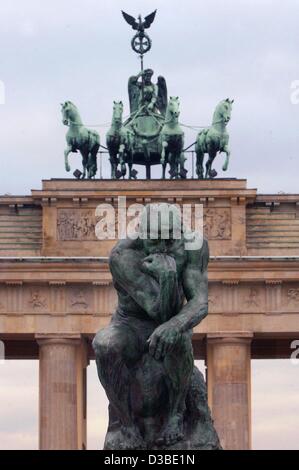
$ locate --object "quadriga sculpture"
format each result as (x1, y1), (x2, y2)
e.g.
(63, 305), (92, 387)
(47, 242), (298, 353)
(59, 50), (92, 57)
(195, 98), (233, 179)
(61, 101), (100, 179)
(160, 96), (186, 179)
(106, 101), (124, 179)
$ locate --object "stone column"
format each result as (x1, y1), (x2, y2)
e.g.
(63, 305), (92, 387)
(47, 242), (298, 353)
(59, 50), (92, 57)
(36, 335), (88, 450)
(206, 332), (253, 450)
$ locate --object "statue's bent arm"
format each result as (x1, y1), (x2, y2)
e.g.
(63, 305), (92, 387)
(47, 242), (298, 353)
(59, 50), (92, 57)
(166, 241), (209, 334)
(109, 245), (161, 320)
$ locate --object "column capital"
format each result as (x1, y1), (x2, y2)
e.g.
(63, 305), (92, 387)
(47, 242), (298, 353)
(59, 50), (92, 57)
(207, 331), (253, 345)
(35, 334), (82, 347)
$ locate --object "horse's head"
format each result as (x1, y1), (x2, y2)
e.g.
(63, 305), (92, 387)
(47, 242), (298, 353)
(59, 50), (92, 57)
(61, 101), (79, 126)
(112, 100), (123, 125)
(167, 96), (180, 121)
(213, 98), (234, 126)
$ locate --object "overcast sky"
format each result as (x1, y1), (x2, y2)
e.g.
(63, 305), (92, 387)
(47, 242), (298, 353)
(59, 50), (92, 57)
(0, 0), (299, 192)
(0, 0), (299, 450)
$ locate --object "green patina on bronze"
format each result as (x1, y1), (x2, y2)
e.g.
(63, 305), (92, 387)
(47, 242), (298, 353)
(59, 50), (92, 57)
(195, 99), (234, 179)
(93, 204), (221, 450)
(61, 101), (100, 179)
(61, 9), (233, 181)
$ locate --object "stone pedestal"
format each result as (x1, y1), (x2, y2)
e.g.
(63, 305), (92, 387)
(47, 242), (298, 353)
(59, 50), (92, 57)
(36, 335), (88, 450)
(206, 333), (253, 450)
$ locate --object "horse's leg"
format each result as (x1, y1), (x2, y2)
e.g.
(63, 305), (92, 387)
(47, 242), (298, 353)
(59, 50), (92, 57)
(110, 154), (116, 179)
(128, 164), (133, 179)
(146, 164), (151, 179)
(64, 145), (72, 172)
(161, 147), (167, 179)
(162, 161), (167, 179)
(205, 150), (217, 179)
(87, 152), (93, 178)
(222, 145), (230, 172)
(81, 150), (88, 179)
(118, 144), (127, 178)
(174, 153), (179, 179)
(179, 152), (184, 178)
(195, 148), (204, 179)
(113, 156), (118, 179)
(89, 146), (98, 179)
(87, 153), (92, 179)
(110, 158), (114, 179)
(169, 153), (176, 180)
(128, 160), (137, 179)
(161, 140), (168, 179)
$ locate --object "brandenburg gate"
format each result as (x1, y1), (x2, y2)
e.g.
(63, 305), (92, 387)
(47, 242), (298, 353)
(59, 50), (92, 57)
(1, 178), (299, 450)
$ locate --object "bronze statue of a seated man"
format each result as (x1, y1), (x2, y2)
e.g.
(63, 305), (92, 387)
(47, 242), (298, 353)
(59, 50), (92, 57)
(93, 204), (220, 450)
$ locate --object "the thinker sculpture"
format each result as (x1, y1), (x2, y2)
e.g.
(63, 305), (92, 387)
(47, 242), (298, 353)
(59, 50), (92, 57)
(93, 204), (221, 450)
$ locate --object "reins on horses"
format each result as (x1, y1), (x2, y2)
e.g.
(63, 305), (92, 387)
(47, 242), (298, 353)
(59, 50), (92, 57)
(65, 118), (224, 131)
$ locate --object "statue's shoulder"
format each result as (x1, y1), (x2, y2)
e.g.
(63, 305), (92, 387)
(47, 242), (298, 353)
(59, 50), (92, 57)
(109, 238), (142, 266)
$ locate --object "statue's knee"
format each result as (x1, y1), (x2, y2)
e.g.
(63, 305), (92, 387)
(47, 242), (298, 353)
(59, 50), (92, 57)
(92, 329), (113, 357)
(93, 327), (126, 359)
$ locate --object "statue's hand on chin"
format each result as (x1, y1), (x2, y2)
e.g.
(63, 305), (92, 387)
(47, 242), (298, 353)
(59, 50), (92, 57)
(147, 322), (181, 361)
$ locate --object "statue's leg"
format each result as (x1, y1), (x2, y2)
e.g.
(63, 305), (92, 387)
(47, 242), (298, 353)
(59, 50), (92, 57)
(80, 150), (88, 179)
(87, 151), (96, 179)
(169, 153), (177, 179)
(90, 146), (98, 178)
(222, 147), (230, 171)
(155, 333), (194, 446)
(92, 323), (146, 449)
(64, 146), (72, 172)
(205, 150), (216, 179)
(128, 156), (137, 179)
(185, 366), (222, 449)
(162, 162), (166, 179)
(161, 140), (168, 179)
(118, 144), (127, 178)
(179, 152), (186, 179)
(196, 149), (204, 179)
(175, 152), (180, 179)
(146, 164), (151, 179)
(109, 155), (116, 179)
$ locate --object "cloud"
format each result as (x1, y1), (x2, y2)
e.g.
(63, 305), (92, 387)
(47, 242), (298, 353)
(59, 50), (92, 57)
(0, 0), (298, 192)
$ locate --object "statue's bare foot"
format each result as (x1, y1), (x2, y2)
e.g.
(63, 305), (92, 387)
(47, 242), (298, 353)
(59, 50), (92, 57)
(118, 425), (146, 450)
(155, 414), (184, 447)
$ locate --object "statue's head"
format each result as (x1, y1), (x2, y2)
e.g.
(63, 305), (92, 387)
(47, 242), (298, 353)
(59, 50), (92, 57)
(112, 100), (123, 123)
(61, 101), (76, 125)
(167, 96), (180, 119)
(138, 203), (183, 255)
(144, 68), (154, 83)
(214, 98), (234, 125)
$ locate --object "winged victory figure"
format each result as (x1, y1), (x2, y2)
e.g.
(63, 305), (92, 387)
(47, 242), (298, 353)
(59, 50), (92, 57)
(128, 70), (167, 116)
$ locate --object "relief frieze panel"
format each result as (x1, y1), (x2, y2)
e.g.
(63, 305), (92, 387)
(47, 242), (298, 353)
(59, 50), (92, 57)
(204, 208), (231, 240)
(0, 281), (298, 316)
(57, 209), (97, 241)
(56, 206), (232, 241)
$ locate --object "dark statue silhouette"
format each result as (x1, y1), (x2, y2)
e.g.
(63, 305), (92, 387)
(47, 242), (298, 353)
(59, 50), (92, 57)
(93, 204), (221, 450)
